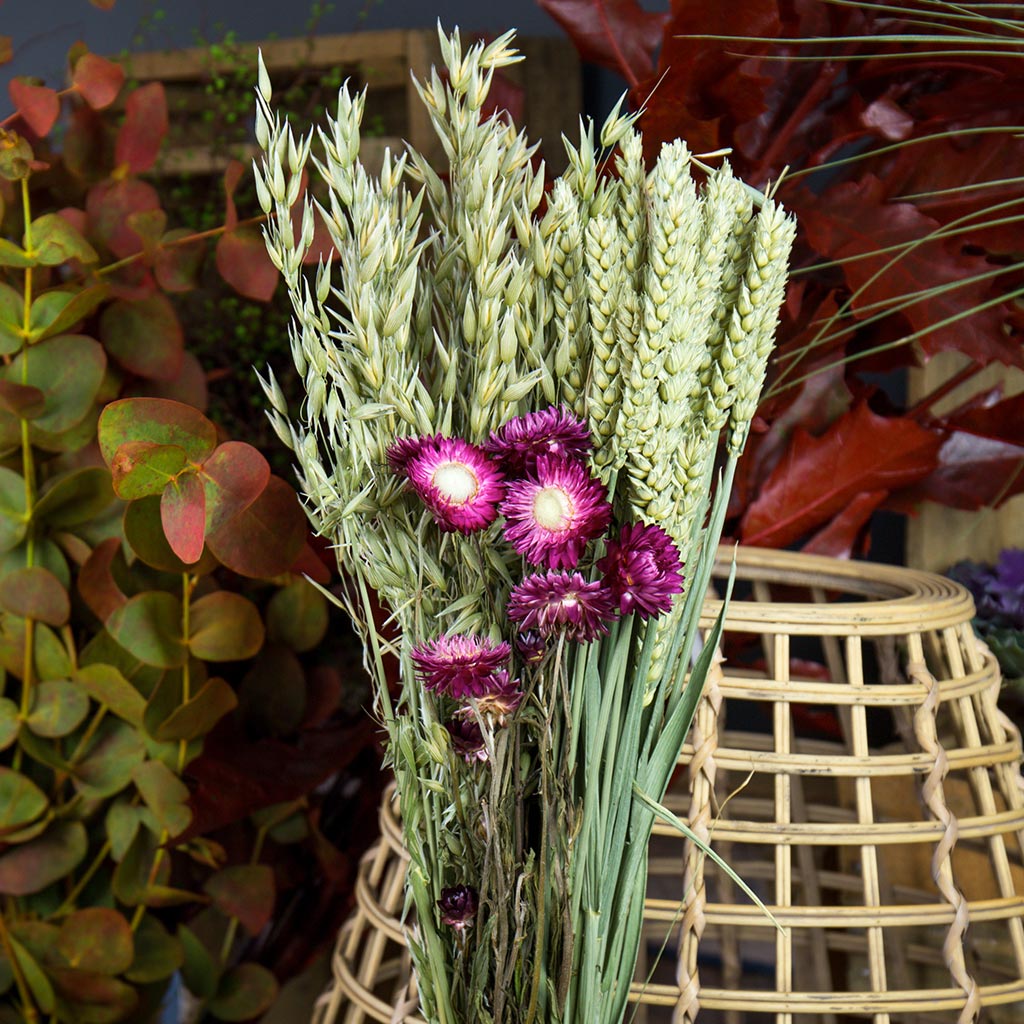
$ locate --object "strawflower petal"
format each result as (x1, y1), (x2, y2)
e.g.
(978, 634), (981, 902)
(411, 634), (512, 700)
(486, 405), (592, 474)
(506, 570), (615, 643)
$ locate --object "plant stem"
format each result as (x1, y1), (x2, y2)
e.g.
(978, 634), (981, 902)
(52, 840), (112, 918)
(0, 909), (39, 1023)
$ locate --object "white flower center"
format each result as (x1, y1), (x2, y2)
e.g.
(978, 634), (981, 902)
(532, 486), (573, 532)
(432, 461), (479, 504)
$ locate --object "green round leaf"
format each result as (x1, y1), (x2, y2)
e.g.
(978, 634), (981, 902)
(31, 213), (99, 266)
(105, 800), (143, 862)
(204, 865), (274, 937)
(99, 294), (183, 381)
(110, 441), (187, 501)
(48, 968), (138, 1023)
(0, 697), (19, 750)
(0, 566), (70, 626)
(132, 760), (191, 837)
(74, 663), (145, 728)
(0, 380), (45, 419)
(26, 680), (89, 738)
(0, 283), (24, 354)
(154, 676), (236, 742)
(0, 767), (48, 834)
(208, 963), (279, 1022)
(75, 719), (146, 799)
(188, 591), (264, 662)
(0, 467), (28, 553)
(0, 821), (86, 895)
(106, 591), (186, 669)
(124, 496), (218, 575)
(98, 397), (216, 466)
(56, 909), (134, 975)
(28, 288), (106, 343)
(0, 538), (71, 590)
(35, 467), (115, 528)
(6, 334), (106, 434)
(7, 939), (54, 1014)
(178, 924), (218, 1000)
(126, 915), (182, 984)
(266, 578), (329, 653)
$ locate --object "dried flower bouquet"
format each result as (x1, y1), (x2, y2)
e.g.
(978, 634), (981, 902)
(255, 26), (794, 1024)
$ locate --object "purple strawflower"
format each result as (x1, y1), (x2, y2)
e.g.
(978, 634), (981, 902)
(515, 630), (547, 665)
(598, 522), (684, 619)
(437, 884), (479, 930)
(446, 719), (488, 763)
(401, 436), (505, 534)
(486, 405), (592, 474)
(500, 455), (611, 569)
(411, 634), (512, 700)
(506, 570), (616, 643)
(456, 670), (522, 724)
(386, 434), (440, 475)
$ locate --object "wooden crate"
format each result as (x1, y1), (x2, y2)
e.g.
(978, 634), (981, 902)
(120, 29), (582, 177)
(907, 354), (1024, 573)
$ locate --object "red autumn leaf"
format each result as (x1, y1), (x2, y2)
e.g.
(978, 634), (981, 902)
(160, 473), (207, 564)
(78, 537), (128, 622)
(200, 442), (271, 537)
(115, 82), (167, 174)
(72, 53), (125, 110)
(944, 392), (1024, 446)
(801, 490), (888, 559)
(740, 400), (943, 548)
(215, 228), (278, 302)
(9, 78), (60, 137)
(153, 230), (206, 293)
(86, 179), (162, 259)
(537, 0), (668, 88)
(795, 176), (1022, 368)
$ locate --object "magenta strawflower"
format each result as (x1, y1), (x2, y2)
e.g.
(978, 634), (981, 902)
(411, 634), (512, 701)
(598, 522), (684, 619)
(446, 719), (488, 763)
(456, 670), (522, 724)
(500, 455), (611, 569)
(403, 437), (504, 534)
(486, 405), (592, 474)
(506, 571), (615, 643)
(386, 434), (440, 475)
(437, 884), (479, 930)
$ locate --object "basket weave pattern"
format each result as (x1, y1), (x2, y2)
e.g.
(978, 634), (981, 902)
(313, 548), (1024, 1024)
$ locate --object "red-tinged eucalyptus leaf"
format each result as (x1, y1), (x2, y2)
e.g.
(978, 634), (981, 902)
(0, 567), (69, 626)
(740, 400), (943, 548)
(126, 207), (168, 257)
(182, 718), (375, 839)
(537, 0), (667, 88)
(0, 697), (19, 750)
(154, 677), (237, 742)
(132, 760), (191, 837)
(78, 537), (128, 622)
(112, 829), (164, 906)
(161, 472), (206, 564)
(206, 476), (305, 579)
(109, 441), (187, 500)
(899, 432), (1024, 512)
(9, 79), (59, 137)
(98, 397), (217, 465)
(106, 591), (186, 669)
(0, 822), (86, 895)
(75, 664), (145, 727)
(29, 213), (98, 265)
(72, 52), (125, 110)
(289, 541), (332, 585)
(63, 105), (105, 179)
(204, 864), (275, 936)
(126, 915), (183, 984)
(100, 293), (184, 381)
(202, 442), (270, 537)
(0, 767), (48, 833)
(49, 968), (138, 1021)
(76, 719), (146, 799)
(115, 82), (167, 173)
(801, 489), (888, 560)
(0, 467), (28, 554)
(302, 666), (342, 728)
(28, 286), (107, 343)
(188, 591), (264, 662)
(154, 230), (205, 293)
(267, 578), (328, 653)
(128, 350), (209, 412)
(124, 496), (219, 575)
(208, 962), (279, 1021)
(215, 229), (278, 302)
(26, 680), (89, 738)
(222, 159), (245, 232)
(56, 908), (134, 975)
(0, 380), (45, 419)
(795, 176), (1022, 367)
(35, 467), (115, 528)
(86, 178), (161, 258)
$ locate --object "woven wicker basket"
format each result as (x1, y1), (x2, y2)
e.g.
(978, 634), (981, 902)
(313, 547), (1024, 1024)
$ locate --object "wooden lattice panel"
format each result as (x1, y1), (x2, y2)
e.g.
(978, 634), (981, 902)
(313, 548), (1024, 1024)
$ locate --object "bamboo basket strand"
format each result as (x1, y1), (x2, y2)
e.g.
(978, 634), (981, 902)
(313, 547), (1024, 1024)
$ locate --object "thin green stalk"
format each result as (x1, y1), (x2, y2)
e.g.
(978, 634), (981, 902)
(0, 910), (39, 1023)
(51, 840), (112, 919)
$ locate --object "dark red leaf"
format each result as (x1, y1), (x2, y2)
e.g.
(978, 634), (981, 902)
(203, 865), (275, 936)
(115, 83), (167, 174)
(215, 229), (277, 302)
(9, 79), (60, 137)
(801, 490), (888, 559)
(78, 537), (128, 622)
(161, 473), (207, 565)
(537, 0), (668, 88)
(288, 541), (332, 586)
(86, 179), (162, 259)
(945, 392), (1024, 446)
(154, 230), (205, 293)
(72, 53), (125, 110)
(201, 442), (271, 537)
(100, 293), (184, 381)
(741, 400), (942, 548)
